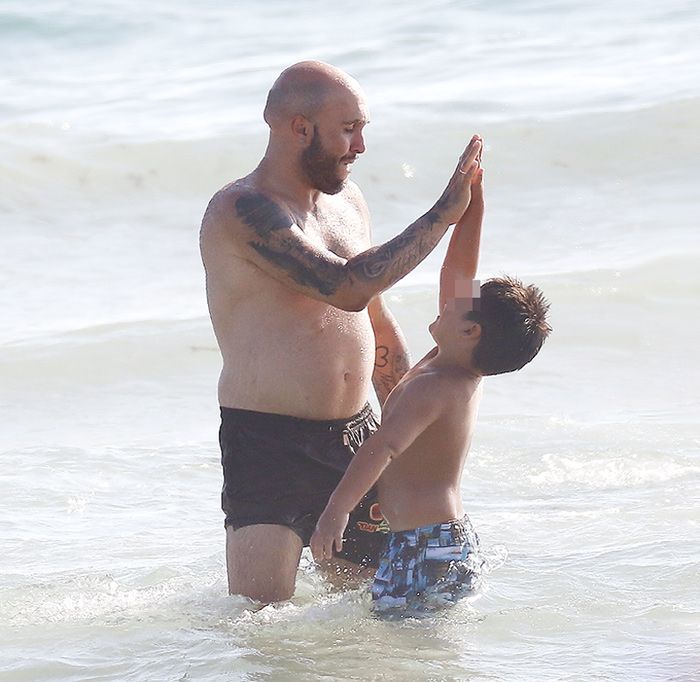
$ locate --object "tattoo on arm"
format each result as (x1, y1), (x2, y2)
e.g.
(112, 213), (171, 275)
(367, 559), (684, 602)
(375, 345), (390, 369)
(236, 192), (343, 295)
(236, 193), (293, 236)
(248, 241), (341, 296)
(236, 193), (447, 298)
(349, 208), (443, 283)
(373, 345), (411, 405)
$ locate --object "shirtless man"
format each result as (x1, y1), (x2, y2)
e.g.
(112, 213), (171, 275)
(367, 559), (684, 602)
(199, 60), (483, 603)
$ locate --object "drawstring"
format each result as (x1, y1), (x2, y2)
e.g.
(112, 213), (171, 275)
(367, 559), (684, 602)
(342, 420), (365, 448)
(334, 403), (374, 449)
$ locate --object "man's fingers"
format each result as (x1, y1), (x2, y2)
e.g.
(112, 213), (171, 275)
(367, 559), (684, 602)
(459, 160), (478, 178)
(310, 535), (321, 562)
(457, 138), (482, 176)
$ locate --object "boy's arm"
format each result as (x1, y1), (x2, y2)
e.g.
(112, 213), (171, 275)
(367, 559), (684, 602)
(368, 295), (411, 408)
(310, 377), (441, 561)
(438, 168), (484, 311)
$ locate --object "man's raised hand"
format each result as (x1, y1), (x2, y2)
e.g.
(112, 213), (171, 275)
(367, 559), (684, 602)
(432, 135), (483, 226)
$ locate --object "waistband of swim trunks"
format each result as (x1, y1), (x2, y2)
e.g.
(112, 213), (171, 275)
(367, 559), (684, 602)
(390, 515), (470, 539)
(220, 402), (374, 433)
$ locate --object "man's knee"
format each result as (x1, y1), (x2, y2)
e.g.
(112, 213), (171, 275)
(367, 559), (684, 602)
(228, 573), (295, 603)
(226, 524), (303, 603)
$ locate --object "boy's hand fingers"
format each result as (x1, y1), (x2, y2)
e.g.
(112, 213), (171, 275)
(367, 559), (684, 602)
(333, 533), (343, 556)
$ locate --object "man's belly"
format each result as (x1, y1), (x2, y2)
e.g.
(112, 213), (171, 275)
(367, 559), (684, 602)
(216, 308), (376, 420)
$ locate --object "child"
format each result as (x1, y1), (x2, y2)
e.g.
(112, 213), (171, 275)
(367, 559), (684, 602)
(310, 151), (551, 613)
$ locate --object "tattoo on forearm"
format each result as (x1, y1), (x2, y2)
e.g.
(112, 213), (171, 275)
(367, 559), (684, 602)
(350, 208), (444, 282)
(373, 347), (410, 405)
(375, 345), (390, 369)
(393, 352), (411, 380)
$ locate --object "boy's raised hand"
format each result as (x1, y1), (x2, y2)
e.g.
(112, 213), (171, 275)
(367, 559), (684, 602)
(455, 149), (485, 228)
(310, 504), (350, 562)
(439, 143), (485, 305)
(468, 165), (484, 204)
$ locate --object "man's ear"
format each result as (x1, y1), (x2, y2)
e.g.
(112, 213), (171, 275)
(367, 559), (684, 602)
(291, 115), (313, 145)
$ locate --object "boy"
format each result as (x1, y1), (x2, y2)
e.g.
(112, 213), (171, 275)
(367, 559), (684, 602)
(310, 154), (551, 613)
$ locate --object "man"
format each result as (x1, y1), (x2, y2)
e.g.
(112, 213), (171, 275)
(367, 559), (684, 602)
(200, 60), (482, 603)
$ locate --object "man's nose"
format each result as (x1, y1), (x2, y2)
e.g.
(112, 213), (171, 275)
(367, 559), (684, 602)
(351, 130), (366, 154)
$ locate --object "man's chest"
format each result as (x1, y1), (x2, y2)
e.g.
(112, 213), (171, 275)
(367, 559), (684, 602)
(300, 200), (369, 258)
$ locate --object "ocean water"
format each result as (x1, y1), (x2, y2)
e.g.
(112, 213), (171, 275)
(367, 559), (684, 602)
(1, 1), (699, 680)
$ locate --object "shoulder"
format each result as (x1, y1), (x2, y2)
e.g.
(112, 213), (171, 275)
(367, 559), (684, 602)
(440, 370), (482, 406)
(389, 370), (447, 413)
(410, 367), (481, 404)
(201, 179), (294, 239)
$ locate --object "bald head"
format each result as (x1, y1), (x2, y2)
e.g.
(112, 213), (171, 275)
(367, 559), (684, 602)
(263, 61), (362, 127)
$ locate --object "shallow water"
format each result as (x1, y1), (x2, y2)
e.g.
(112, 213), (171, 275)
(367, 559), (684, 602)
(1, 1), (699, 680)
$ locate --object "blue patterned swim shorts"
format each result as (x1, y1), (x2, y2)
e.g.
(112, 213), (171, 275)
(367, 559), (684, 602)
(371, 515), (482, 615)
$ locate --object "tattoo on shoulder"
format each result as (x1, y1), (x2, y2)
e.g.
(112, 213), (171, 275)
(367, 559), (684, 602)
(235, 193), (293, 237)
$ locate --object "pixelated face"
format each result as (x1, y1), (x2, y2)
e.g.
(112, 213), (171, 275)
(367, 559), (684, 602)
(443, 277), (481, 313)
(430, 279), (480, 347)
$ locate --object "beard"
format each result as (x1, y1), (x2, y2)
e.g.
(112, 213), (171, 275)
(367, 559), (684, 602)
(301, 126), (346, 195)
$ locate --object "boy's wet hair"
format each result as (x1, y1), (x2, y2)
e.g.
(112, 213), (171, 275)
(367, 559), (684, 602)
(466, 276), (551, 376)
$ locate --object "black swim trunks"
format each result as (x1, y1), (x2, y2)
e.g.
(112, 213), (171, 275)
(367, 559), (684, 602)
(219, 403), (389, 567)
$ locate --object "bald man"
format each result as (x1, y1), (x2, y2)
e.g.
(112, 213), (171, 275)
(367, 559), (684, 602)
(200, 61), (482, 603)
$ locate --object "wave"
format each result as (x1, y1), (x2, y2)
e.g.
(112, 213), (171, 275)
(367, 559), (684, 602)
(0, 317), (219, 385)
(532, 251), (700, 299)
(1, 249), (696, 382)
(1, 94), (698, 211)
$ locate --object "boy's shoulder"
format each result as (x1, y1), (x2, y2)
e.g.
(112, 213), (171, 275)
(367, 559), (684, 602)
(403, 363), (481, 402)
